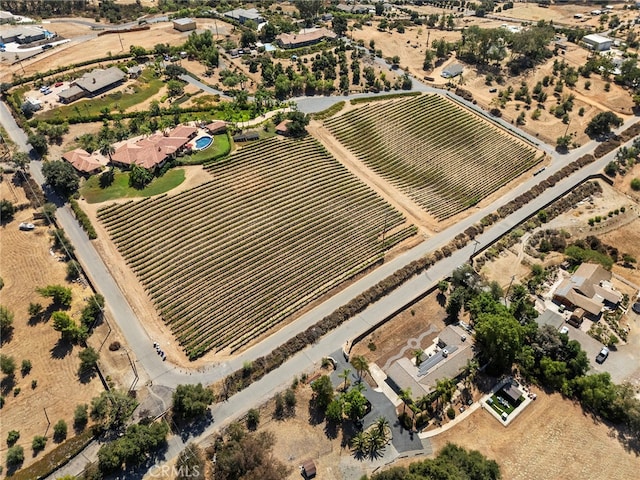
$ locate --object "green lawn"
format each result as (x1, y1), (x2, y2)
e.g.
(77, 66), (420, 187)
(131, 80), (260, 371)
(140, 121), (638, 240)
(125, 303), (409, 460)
(489, 392), (518, 416)
(177, 133), (232, 165)
(39, 70), (164, 121)
(81, 169), (185, 204)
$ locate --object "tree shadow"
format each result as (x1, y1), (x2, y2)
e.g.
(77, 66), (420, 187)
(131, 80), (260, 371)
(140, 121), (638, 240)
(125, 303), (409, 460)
(78, 367), (98, 384)
(307, 400), (325, 426)
(50, 338), (73, 359)
(323, 419), (339, 440)
(1, 375), (16, 396)
(28, 304), (55, 326)
(178, 410), (214, 442)
(0, 326), (14, 344)
(437, 292), (447, 307)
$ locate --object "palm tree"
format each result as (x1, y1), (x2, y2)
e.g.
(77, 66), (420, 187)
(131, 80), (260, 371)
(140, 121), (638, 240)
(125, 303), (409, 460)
(414, 349), (424, 367)
(99, 140), (115, 163)
(351, 355), (369, 382)
(374, 416), (389, 437)
(435, 377), (456, 414)
(350, 431), (367, 454)
(338, 368), (352, 391)
(399, 388), (412, 415)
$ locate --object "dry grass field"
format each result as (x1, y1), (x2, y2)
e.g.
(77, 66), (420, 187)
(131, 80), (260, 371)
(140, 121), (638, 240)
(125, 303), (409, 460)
(0, 180), (103, 472)
(430, 390), (640, 480)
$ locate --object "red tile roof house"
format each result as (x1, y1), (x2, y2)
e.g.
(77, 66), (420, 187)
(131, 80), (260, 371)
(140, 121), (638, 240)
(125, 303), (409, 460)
(110, 126), (197, 171)
(62, 148), (106, 175)
(275, 120), (291, 136)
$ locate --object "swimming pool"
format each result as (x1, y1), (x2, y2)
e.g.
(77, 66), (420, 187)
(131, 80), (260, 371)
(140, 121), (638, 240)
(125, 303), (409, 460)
(194, 135), (213, 150)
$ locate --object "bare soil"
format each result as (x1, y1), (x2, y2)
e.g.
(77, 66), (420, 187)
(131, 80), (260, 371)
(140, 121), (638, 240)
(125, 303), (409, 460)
(350, 290), (447, 369)
(429, 390), (640, 480)
(601, 218), (640, 288)
(0, 189), (103, 471)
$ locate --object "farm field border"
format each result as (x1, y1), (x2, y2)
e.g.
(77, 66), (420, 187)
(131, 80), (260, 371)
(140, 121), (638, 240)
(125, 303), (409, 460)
(96, 136), (416, 360)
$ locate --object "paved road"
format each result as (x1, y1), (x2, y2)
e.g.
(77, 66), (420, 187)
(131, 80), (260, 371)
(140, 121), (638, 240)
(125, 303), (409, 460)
(178, 74), (233, 100)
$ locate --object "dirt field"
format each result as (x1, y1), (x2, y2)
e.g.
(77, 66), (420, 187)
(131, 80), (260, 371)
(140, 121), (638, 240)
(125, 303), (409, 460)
(351, 290), (447, 369)
(0, 183), (104, 471)
(429, 390), (640, 480)
(601, 218), (640, 287)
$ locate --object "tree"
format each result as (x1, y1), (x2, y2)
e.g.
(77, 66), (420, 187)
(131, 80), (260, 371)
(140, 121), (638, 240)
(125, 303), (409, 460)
(399, 388), (412, 414)
(0, 199), (15, 223)
(240, 29), (257, 47)
(296, 0), (321, 23)
(42, 160), (79, 197)
(435, 377), (456, 413)
(21, 359), (32, 376)
(66, 260), (83, 280)
(0, 354), (16, 376)
(90, 390), (137, 431)
(6, 430), (20, 446)
(28, 133), (48, 155)
(176, 443), (205, 480)
(37, 284), (73, 308)
(333, 15), (348, 37)
(631, 178), (640, 191)
(311, 375), (335, 411)
(80, 294), (105, 329)
(339, 368), (352, 390)
(32, 435), (47, 453)
(129, 164), (153, 189)
(474, 312), (524, 374)
(78, 347), (99, 375)
(74, 404), (89, 431)
(351, 355), (369, 381)
(342, 385), (368, 421)
(246, 408), (260, 430)
(6, 445), (24, 468)
(326, 398), (343, 422)
(172, 383), (214, 424)
(28, 302), (43, 320)
(53, 419), (68, 442)
(446, 287), (465, 321)
(556, 135), (571, 151)
(287, 111), (310, 138)
(585, 111), (623, 138)
(167, 79), (185, 98)
(99, 141), (115, 163)
(0, 305), (14, 338)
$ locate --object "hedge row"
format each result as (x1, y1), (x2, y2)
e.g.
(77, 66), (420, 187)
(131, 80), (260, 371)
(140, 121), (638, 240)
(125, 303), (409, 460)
(70, 199), (97, 239)
(496, 154), (595, 218)
(350, 91), (421, 105)
(14, 171), (46, 208)
(594, 123), (640, 159)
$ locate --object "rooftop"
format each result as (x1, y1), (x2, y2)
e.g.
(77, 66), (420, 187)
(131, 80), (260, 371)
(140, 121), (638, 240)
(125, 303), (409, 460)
(276, 27), (337, 48)
(75, 66), (126, 94)
(583, 33), (612, 43)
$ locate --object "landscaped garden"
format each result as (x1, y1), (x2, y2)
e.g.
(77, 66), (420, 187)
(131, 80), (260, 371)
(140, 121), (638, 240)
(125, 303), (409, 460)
(325, 94), (540, 220)
(80, 169), (185, 204)
(97, 136), (415, 359)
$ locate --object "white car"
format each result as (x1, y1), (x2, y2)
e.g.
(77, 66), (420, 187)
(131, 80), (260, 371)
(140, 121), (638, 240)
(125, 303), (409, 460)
(559, 326), (569, 335)
(596, 347), (609, 364)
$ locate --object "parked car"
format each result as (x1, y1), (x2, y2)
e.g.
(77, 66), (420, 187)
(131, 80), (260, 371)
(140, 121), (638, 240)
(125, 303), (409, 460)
(595, 347), (609, 364)
(559, 326), (569, 335)
(54, 82), (63, 87)
(632, 302), (640, 315)
(42, 44), (53, 50)
(19, 222), (35, 231)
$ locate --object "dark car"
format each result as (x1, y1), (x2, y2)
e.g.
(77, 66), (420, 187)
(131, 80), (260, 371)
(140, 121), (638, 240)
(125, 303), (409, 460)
(42, 44), (52, 50)
(596, 347), (609, 364)
(632, 302), (640, 315)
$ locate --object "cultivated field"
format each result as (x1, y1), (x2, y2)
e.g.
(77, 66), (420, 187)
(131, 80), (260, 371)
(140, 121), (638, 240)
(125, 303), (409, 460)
(325, 94), (540, 220)
(97, 136), (414, 359)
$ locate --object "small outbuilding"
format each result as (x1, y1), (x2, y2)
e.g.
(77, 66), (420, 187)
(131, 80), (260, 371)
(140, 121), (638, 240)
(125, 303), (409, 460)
(173, 18), (196, 32)
(582, 33), (612, 51)
(275, 120), (291, 136)
(441, 63), (463, 78)
(301, 459), (317, 479)
(205, 121), (227, 134)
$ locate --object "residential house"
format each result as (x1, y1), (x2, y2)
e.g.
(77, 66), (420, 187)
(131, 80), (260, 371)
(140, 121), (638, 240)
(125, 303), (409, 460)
(385, 325), (473, 399)
(127, 65), (142, 78)
(223, 8), (264, 25)
(441, 63), (464, 79)
(276, 28), (337, 49)
(205, 121), (227, 134)
(275, 120), (291, 136)
(0, 25), (46, 44)
(58, 66), (126, 104)
(62, 148), (106, 175)
(553, 263), (622, 319)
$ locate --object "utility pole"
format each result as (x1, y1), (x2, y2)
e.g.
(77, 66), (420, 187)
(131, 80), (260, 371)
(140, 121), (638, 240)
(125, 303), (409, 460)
(504, 274), (516, 306)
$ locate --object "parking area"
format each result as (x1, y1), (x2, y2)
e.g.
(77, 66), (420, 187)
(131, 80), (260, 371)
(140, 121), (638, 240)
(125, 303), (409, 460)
(537, 307), (640, 384)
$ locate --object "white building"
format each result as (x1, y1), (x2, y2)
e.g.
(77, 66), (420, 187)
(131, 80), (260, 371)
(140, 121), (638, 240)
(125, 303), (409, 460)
(583, 33), (612, 52)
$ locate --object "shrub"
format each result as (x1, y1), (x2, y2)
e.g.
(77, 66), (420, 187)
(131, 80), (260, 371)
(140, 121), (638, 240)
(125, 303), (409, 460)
(74, 404), (89, 431)
(69, 199), (97, 239)
(32, 435), (47, 453)
(631, 178), (640, 191)
(21, 359), (32, 376)
(53, 420), (67, 443)
(6, 430), (20, 447)
(246, 408), (260, 430)
(109, 341), (121, 351)
(447, 407), (456, 419)
(6, 445), (24, 467)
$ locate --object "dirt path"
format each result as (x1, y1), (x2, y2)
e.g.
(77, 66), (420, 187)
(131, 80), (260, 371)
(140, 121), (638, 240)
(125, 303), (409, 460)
(309, 120), (437, 236)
